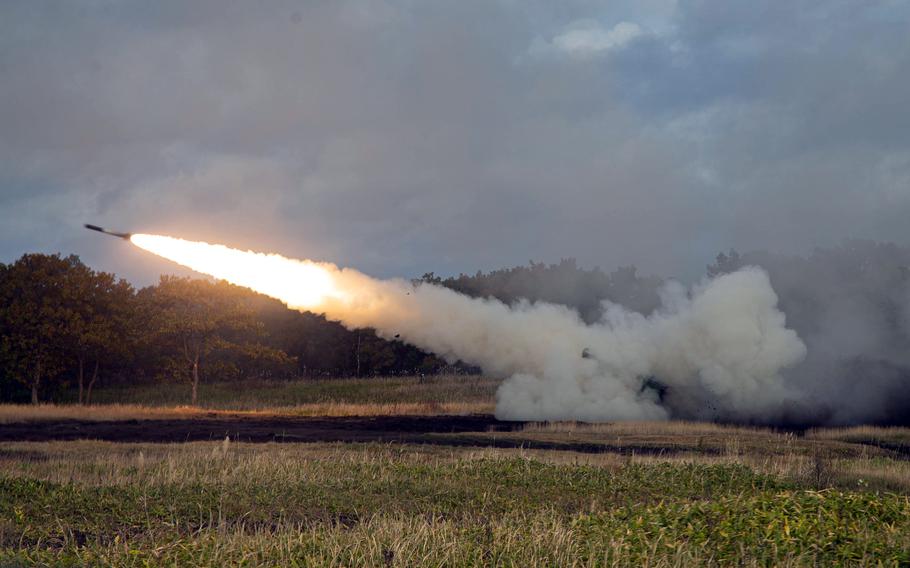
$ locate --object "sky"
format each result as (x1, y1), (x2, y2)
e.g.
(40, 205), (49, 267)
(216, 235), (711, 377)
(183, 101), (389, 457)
(1, 1), (909, 285)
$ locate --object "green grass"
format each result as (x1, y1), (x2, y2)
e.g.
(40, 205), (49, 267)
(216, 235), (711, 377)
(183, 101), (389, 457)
(6, 378), (910, 566)
(2, 441), (909, 566)
(573, 491), (910, 565)
(78, 374), (498, 409)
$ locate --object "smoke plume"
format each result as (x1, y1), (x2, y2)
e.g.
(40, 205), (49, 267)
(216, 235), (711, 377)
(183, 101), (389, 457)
(328, 266), (806, 422)
(708, 243), (910, 426)
(132, 235), (808, 423)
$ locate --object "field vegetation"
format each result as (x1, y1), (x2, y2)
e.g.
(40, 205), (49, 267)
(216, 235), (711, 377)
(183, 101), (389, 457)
(0, 375), (497, 423)
(1, 377), (909, 565)
(80, 374), (498, 410)
(2, 439), (909, 566)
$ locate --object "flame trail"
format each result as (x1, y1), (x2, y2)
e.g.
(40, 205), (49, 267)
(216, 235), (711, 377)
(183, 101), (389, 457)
(131, 234), (341, 309)
(130, 233), (807, 422)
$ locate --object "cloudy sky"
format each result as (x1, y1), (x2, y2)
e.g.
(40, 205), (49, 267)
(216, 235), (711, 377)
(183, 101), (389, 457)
(2, 1), (908, 284)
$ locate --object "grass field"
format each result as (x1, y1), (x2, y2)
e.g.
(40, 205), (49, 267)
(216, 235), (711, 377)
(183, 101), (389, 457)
(0, 375), (497, 423)
(78, 374), (500, 409)
(2, 376), (910, 566)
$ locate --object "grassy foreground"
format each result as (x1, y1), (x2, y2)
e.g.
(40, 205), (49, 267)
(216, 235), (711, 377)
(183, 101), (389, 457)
(2, 376), (910, 565)
(2, 439), (910, 566)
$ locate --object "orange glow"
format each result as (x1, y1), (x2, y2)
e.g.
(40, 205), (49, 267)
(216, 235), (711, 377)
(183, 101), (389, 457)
(130, 234), (340, 309)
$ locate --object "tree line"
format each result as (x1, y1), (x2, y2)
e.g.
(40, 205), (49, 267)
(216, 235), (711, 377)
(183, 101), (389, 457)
(0, 254), (448, 404)
(4, 240), (906, 408)
(0, 253), (662, 405)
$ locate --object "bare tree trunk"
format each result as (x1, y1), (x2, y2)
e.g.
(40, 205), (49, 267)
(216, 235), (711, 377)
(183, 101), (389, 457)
(355, 332), (362, 378)
(86, 360), (99, 405)
(183, 337), (200, 406)
(191, 356), (200, 406)
(31, 359), (41, 405)
(77, 357), (85, 405)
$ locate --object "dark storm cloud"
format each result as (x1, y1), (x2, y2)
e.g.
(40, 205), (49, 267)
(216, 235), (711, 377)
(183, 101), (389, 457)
(1, 0), (908, 283)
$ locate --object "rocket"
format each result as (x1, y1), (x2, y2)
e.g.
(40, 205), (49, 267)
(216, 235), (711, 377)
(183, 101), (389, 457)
(84, 224), (132, 240)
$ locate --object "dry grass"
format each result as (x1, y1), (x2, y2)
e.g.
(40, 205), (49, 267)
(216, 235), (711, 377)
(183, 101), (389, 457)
(0, 510), (786, 567)
(522, 420), (788, 437)
(5, 404), (908, 496)
(279, 401), (493, 417)
(2, 436), (902, 495)
(496, 420), (808, 459)
(808, 425), (910, 444)
(0, 403), (209, 423)
(517, 423), (910, 493)
(5, 373), (910, 565)
(0, 374), (497, 422)
(2, 440), (909, 566)
(82, 374), (499, 409)
(0, 437), (884, 500)
(0, 400), (492, 423)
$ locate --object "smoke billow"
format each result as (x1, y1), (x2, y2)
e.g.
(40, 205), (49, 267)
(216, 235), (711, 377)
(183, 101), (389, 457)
(708, 243), (910, 426)
(322, 266), (806, 422)
(131, 235), (910, 425)
(131, 235), (809, 423)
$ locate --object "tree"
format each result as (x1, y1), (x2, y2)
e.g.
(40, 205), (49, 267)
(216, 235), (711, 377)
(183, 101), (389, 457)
(0, 254), (84, 403)
(64, 269), (136, 404)
(421, 258), (663, 322)
(137, 276), (279, 405)
(706, 249), (742, 277)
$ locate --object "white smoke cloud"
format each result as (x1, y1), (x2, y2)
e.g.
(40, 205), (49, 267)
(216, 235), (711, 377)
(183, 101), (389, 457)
(131, 235), (807, 422)
(319, 264), (805, 422)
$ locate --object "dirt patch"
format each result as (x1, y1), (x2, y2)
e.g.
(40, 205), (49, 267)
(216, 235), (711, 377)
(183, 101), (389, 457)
(8, 414), (879, 458)
(0, 415), (747, 456)
(0, 414), (521, 444)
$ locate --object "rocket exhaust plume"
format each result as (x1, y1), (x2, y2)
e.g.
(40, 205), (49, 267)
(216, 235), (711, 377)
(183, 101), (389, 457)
(126, 233), (809, 423)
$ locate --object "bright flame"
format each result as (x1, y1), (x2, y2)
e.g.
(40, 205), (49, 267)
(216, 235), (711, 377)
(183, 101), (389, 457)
(129, 234), (339, 308)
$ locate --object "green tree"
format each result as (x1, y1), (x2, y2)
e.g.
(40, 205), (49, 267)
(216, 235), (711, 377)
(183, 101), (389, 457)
(64, 269), (136, 404)
(137, 276), (280, 405)
(0, 254), (84, 403)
